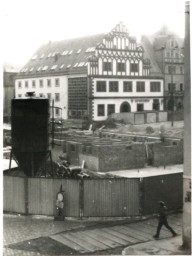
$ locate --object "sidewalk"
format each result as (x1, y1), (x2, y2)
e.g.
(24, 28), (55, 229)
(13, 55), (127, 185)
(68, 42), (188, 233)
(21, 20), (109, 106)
(122, 235), (190, 255)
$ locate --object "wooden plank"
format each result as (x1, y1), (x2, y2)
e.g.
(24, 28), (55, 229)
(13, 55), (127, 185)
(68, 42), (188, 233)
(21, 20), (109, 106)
(112, 225), (149, 242)
(77, 231), (109, 250)
(67, 232), (101, 252)
(102, 227), (139, 244)
(62, 233), (96, 252)
(120, 225), (154, 239)
(138, 221), (174, 234)
(50, 234), (87, 253)
(88, 230), (121, 248)
(92, 229), (128, 246)
(129, 223), (170, 238)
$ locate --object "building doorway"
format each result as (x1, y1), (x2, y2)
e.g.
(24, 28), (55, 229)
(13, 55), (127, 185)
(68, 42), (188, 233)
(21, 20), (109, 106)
(120, 102), (131, 112)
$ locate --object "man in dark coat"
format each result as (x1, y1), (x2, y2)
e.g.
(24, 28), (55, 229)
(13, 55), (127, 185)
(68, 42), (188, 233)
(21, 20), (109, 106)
(153, 201), (177, 239)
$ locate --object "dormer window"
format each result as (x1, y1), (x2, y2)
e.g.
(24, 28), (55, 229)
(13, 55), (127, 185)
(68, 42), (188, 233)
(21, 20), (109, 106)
(29, 67), (34, 72)
(37, 67), (42, 72)
(62, 51), (68, 55)
(42, 66), (48, 71)
(76, 49), (81, 54)
(60, 64), (65, 69)
(47, 53), (52, 58)
(50, 65), (57, 70)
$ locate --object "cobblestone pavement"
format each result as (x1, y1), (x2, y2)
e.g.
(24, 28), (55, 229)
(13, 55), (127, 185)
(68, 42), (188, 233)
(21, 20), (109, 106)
(3, 213), (182, 256)
(3, 214), (86, 246)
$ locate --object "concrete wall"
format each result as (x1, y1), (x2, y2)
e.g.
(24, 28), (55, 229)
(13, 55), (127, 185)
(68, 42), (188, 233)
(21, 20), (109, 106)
(79, 154), (99, 171)
(152, 141), (183, 166)
(158, 111), (168, 122)
(98, 143), (146, 171)
(134, 113), (145, 124)
(146, 112), (157, 123)
(111, 112), (135, 124)
(66, 141), (81, 165)
(112, 111), (168, 124)
(167, 111), (184, 121)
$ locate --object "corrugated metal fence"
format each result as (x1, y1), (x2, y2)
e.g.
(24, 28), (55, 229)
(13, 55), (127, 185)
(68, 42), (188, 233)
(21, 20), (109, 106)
(83, 179), (139, 217)
(3, 176), (140, 217)
(3, 173), (182, 217)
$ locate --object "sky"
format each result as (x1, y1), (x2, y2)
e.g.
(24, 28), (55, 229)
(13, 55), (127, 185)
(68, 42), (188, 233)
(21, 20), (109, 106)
(2, 0), (185, 67)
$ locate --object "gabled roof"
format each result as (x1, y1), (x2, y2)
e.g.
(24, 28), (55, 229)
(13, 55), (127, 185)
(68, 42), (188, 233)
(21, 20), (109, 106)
(140, 36), (162, 76)
(144, 26), (184, 50)
(18, 34), (105, 77)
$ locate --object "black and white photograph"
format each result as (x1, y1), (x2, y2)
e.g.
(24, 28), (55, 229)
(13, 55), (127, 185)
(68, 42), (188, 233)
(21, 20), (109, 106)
(2, 0), (191, 255)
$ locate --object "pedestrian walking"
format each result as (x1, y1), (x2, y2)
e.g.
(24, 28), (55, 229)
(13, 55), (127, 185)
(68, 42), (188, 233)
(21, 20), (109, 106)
(153, 201), (177, 239)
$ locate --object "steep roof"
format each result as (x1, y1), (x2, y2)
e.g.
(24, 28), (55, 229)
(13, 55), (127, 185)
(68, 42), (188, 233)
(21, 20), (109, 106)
(140, 36), (162, 76)
(144, 25), (184, 50)
(18, 34), (105, 77)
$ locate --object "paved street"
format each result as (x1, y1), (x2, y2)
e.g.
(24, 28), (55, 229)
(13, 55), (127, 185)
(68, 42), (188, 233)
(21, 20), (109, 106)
(3, 213), (182, 255)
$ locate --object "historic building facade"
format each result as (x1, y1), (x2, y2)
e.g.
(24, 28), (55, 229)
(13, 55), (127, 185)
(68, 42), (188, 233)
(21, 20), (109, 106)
(15, 23), (164, 121)
(141, 26), (184, 112)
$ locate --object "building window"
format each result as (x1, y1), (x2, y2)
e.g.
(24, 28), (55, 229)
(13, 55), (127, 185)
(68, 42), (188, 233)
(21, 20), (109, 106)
(55, 78), (60, 86)
(123, 81), (132, 92)
(55, 108), (59, 115)
(98, 104), (105, 116)
(109, 81), (118, 92)
(175, 53), (179, 58)
(180, 66), (183, 74)
(25, 81), (28, 88)
(136, 81), (145, 92)
(55, 93), (60, 102)
(47, 79), (51, 87)
(18, 94), (22, 98)
(18, 81), (22, 88)
(166, 52), (170, 58)
(71, 144), (76, 152)
(32, 80), (36, 88)
(117, 62), (125, 72)
(168, 83), (176, 92)
(107, 104), (115, 116)
(39, 80), (43, 87)
(153, 99), (160, 111)
(137, 104), (144, 111)
(150, 82), (161, 92)
(130, 63), (138, 72)
(96, 81), (106, 92)
(47, 93), (51, 101)
(168, 66), (176, 74)
(103, 62), (112, 71)
(180, 83), (183, 91)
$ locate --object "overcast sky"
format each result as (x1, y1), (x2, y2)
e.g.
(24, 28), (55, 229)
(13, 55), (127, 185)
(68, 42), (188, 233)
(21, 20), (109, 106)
(2, 0), (185, 67)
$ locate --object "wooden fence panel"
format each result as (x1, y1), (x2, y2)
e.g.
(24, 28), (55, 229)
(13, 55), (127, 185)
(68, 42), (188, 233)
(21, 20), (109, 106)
(28, 178), (80, 216)
(3, 175), (25, 213)
(83, 179), (140, 217)
(142, 173), (183, 215)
